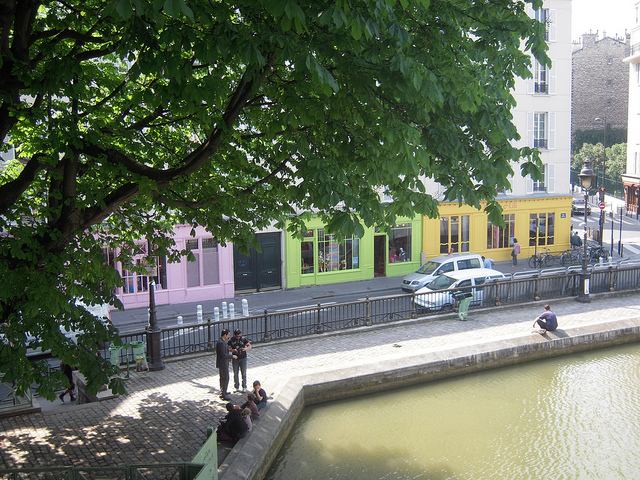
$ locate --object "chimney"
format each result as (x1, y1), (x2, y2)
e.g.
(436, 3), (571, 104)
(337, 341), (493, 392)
(582, 32), (598, 47)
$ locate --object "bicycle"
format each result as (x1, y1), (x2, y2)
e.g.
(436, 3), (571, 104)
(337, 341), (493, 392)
(588, 245), (608, 263)
(528, 248), (554, 269)
(560, 247), (583, 266)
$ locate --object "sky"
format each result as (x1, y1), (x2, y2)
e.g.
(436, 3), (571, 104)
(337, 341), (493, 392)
(572, 0), (636, 42)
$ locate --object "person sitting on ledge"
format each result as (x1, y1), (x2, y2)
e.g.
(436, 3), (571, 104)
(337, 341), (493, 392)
(241, 393), (260, 419)
(252, 380), (268, 411)
(533, 304), (558, 334)
(217, 403), (248, 444)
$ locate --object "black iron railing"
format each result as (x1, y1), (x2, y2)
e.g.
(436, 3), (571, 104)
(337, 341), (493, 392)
(102, 262), (640, 365)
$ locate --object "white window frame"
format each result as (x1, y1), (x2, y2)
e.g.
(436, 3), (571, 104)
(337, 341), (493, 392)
(527, 112), (556, 150)
(185, 237), (221, 288)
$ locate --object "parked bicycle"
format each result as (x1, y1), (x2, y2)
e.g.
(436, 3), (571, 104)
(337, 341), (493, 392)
(528, 248), (558, 269)
(588, 245), (608, 263)
(560, 247), (583, 266)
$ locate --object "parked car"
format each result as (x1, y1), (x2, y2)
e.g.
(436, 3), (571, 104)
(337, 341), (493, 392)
(571, 198), (591, 216)
(413, 268), (505, 311)
(401, 253), (483, 292)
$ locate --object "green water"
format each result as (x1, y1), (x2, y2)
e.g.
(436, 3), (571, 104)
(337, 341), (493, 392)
(266, 344), (640, 480)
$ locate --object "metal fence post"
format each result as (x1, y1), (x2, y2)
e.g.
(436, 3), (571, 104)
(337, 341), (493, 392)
(315, 303), (322, 333)
(411, 293), (417, 319)
(533, 276), (540, 301)
(365, 297), (372, 325)
(262, 309), (271, 341)
(206, 318), (212, 349)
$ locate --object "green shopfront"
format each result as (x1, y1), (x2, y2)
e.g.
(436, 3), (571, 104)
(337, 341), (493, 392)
(285, 216), (422, 288)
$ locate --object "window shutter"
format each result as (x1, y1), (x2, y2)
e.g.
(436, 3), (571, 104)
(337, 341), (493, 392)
(527, 61), (535, 94)
(546, 164), (555, 193)
(526, 176), (533, 194)
(527, 112), (534, 147)
(549, 66), (556, 94)
(548, 10), (557, 42)
(547, 112), (556, 149)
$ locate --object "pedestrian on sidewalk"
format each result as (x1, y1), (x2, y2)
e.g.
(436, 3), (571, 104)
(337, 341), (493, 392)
(228, 329), (252, 392)
(216, 329), (236, 401)
(58, 362), (76, 402)
(511, 238), (520, 265)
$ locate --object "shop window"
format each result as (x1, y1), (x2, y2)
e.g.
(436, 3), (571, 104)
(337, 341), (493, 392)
(317, 229), (359, 272)
(388, 224), (412, 263)
(487, 214), (515, 249)
(439, 216), (470, 254)
(301, 230), (315, 274)
(529, 213), (555, 246)
(186, 237), (220, 288)
(114, 243), (167, 294)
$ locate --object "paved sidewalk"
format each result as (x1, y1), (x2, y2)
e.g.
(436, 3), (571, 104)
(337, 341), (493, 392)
(2, 292), (640, 471)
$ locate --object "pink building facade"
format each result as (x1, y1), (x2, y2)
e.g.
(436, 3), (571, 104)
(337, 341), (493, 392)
(113, 225), (235, 309)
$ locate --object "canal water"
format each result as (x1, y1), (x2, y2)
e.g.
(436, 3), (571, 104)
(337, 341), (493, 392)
(266, 343), (640, 480)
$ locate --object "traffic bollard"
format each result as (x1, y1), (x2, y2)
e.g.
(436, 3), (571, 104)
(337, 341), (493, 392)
(177, 315), (183, 326)
(229, 303), (235, 319)
(242, 299), (249, 316)
(213, 307), (220, 322)
(222, 301), (228, 319)
(197, 304), (203, 323)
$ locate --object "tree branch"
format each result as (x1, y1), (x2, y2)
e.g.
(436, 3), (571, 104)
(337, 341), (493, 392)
(0, 152), (46, 215)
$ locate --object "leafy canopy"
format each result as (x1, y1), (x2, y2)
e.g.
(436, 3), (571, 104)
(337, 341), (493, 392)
(0, 0), (547, 397)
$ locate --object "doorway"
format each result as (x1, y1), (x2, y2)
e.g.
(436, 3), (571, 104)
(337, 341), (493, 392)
(374, 235), (386, 277)
(233, 232), (282, 292)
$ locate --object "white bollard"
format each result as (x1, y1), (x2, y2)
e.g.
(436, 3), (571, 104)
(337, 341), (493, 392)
(196, 304), (203, 323)
(213, 307), (220, 322)
(242, 299), (249, 316)
(221, 302), (228, 319)
(229, 303), (235, 319)
(177, 315), (183, 326)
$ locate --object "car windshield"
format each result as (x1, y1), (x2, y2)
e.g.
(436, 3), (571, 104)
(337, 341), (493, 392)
(416, 261), (441, 274)
(426, 274), (457, 290)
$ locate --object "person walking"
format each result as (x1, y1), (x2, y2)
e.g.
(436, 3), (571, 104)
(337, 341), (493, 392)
(216, 329), (236, 401)
(532, 304), (558, 334)
(511, 238), (520, 265)
(58, 362), (76, 402)
(228, 329), (252, 392)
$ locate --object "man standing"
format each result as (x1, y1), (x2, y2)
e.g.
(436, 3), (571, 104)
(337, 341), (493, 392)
(228, 329), (252, 392)
(533, 304), (558, 334)
(216, 329), (236, 400)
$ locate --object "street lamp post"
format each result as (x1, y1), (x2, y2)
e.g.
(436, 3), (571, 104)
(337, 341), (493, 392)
(595, 116), (607, 246)
(146, 237), (165, 371)
(577, 160), (595, 303)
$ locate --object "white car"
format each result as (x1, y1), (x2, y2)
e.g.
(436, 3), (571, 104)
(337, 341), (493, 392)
(413, 268), (505, 311)
(401, 253), (484, 292)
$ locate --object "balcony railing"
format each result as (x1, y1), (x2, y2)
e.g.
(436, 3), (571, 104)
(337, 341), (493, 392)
(533, 138), (548, 149)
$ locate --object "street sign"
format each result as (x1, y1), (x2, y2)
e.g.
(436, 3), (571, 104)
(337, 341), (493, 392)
(598, 201), (605, 210)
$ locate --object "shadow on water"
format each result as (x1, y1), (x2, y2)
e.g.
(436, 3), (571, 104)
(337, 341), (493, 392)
(266, 436), (455, 480)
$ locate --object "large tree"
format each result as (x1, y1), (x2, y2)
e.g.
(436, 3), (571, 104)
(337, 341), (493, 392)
(0, 0), (547, 397)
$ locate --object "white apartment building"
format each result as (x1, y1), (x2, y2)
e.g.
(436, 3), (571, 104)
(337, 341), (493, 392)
(622, 1), (640, 215)
(422, 0), (573, 261)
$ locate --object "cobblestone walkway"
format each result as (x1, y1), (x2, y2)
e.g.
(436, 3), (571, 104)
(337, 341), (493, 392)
(2, 293), (640, 470)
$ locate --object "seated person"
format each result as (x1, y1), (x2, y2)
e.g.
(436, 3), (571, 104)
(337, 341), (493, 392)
(242, 407), (253, 432)
(241, 393), (260, 419)
(217, 403), (248, 444)
(252, 380), (268, 410)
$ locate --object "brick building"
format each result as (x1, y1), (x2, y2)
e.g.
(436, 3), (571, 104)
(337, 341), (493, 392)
(572, 32), (629, 152)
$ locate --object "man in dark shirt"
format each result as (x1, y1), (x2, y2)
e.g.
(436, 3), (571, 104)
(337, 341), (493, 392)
(216, 329), (235, 400)
(228, 329), (252, 392)
(533, 304), (558, 334)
